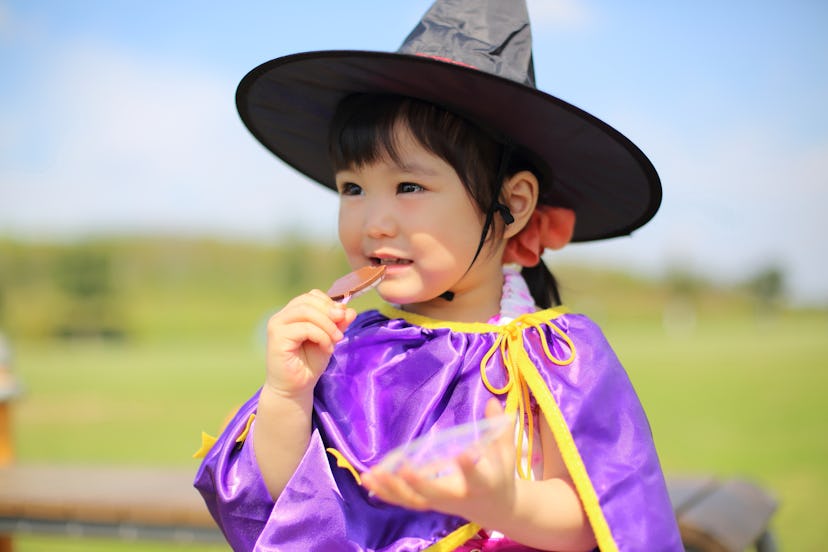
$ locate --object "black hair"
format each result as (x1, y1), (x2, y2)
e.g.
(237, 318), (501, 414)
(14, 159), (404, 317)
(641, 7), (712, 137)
(329, 93), (562, 309)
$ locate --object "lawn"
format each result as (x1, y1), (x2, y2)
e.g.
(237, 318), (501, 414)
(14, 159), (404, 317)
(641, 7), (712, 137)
(8, 310), (827, 550)
(611, 311), (828, 550)
(2, 239), (826, 550)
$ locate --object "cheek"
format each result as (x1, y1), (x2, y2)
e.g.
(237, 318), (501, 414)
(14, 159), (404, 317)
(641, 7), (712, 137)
(440, 195), (486, 244)
(411, 203), (485, 264)
(337, 205), (361, 256)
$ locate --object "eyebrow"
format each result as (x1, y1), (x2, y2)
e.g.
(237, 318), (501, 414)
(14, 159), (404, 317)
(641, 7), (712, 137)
(395, 160), (441, 177)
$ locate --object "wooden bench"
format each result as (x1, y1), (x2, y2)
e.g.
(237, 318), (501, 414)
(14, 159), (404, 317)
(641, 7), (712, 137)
(0, 367), (224, 550)
(0, 465), (222, 546)
(668, 476), (778, 552)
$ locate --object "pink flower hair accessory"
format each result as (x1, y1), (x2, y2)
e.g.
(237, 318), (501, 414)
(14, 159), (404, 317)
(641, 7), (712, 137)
(502, 206), (576, 267)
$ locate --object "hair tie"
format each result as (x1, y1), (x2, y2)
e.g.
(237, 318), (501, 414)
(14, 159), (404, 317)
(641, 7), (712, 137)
(502, 206), (576, 267)
(495, 202), (515, 225)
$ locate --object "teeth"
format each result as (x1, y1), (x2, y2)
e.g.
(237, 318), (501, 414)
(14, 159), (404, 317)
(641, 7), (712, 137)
(373, 258), (410, 265)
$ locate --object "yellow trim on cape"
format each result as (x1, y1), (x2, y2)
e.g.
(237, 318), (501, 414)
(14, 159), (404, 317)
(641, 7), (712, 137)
(377, 303), (569, 332)
(326, 448), (362, 485)
(192, 412), (256, 459)
(192, 431), (218, 459)
(376, 305), (619, 551)
(492, 315), (619, 552)
(424, 522), (481, 551)
(236, 413), (256, 443)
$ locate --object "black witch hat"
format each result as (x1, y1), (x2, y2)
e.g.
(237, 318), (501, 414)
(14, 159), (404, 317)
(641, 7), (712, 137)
(236, 0), (661, 242)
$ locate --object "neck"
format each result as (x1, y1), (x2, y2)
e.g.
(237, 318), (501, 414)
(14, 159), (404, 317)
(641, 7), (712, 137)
(400, 267), (504, 323)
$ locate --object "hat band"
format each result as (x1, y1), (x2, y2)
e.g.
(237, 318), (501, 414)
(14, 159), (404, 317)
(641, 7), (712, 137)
(414, 52), (478, 70)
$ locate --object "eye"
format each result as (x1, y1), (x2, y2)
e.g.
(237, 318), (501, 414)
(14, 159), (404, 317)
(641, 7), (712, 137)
(397, 182), (424, 194)
(338, 182), (363, 196)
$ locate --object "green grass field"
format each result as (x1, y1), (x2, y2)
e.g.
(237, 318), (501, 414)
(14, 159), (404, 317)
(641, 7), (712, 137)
(3, 238), (827, 550)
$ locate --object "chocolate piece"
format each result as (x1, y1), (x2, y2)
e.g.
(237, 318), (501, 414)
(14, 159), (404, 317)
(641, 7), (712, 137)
(327, 265), (386, 303)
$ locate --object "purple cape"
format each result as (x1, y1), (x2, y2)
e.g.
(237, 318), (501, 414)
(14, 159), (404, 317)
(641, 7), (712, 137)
(195, 306), (682, 551)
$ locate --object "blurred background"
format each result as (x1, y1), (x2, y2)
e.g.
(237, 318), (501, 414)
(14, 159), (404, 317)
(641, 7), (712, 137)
(1, 1), (826, 550)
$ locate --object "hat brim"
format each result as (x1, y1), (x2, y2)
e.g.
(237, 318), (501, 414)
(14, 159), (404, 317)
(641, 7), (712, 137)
(237, 50), (661, 242)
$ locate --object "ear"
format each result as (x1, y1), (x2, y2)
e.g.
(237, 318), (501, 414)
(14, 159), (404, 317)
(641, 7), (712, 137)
(501, 170), (539, 239)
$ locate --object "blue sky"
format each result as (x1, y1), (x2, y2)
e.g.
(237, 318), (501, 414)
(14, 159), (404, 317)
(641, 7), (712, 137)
(1, 1), (826, 304)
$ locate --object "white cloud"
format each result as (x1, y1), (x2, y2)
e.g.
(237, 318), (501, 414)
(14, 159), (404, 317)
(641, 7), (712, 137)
(553, 106), (828, 303)
(0, 37), (340, 241)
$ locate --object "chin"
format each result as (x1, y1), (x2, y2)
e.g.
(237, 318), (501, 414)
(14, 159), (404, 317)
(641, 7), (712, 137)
(378, 293), (416, 306)
(377, 290), (430, 307)
(377, 278), (450, 307)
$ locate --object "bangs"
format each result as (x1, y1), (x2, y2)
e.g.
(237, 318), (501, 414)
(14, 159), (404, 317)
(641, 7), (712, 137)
(328, 94), (501, 210)
(329, 94), (410, 171)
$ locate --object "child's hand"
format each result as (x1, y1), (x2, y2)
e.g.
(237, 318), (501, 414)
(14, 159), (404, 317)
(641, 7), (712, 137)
(362, 399), (516, 528)
(264, 290), (357, 397)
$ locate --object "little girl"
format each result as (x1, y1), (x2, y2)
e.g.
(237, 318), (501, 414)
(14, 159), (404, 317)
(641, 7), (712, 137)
(195, 1), (683, 550)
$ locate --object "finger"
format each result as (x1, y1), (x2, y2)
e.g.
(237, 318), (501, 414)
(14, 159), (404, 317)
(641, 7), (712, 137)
(270, 300), (346, 343)
(485, 397), (505, 418)
(363, 468), (429, 511)
(450, 448), (500, 494)
(454, 404), (514, 483)
(278, 322), (337, 352)
(281, 291), (342, 320)
(269, 317), (341, 354)
(308, 288), (331, 299)
(402, 461), (468, 501)
(454, 449), (481, 474)
(484, 398), (515, 464)
(338, 307), (358, 330)
(363, 469), (414, 508)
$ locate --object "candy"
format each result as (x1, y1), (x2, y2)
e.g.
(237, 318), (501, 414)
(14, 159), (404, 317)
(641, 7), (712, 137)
(327, 265), (386, 303)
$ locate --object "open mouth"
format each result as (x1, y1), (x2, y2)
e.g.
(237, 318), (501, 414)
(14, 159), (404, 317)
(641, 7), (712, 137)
(370, 257), (413, 266)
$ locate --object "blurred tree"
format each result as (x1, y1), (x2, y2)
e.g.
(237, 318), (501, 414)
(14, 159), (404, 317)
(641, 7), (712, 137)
(279, 238), (310, 299)
(0, 253), (6, 330)
(747, 265), (785, 313)
(662, 266), (704, 336)
(665, 267), (705, 300)
(273, 236), (350, 301)
(52, 244), (126, 340)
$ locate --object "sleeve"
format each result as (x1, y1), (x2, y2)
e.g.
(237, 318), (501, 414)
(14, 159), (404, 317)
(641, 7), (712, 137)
(193, 393), (274, 550)
(193, 392), (361, 550)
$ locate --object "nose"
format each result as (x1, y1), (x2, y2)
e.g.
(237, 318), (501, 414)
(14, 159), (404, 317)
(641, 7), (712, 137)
(363, 200), (397, 239)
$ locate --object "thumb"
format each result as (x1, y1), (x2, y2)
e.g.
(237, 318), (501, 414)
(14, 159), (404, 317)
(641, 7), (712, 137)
(485, 397), (505, 419)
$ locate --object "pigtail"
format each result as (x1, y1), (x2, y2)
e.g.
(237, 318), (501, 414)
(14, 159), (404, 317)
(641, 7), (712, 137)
(521, 261), (561, 309)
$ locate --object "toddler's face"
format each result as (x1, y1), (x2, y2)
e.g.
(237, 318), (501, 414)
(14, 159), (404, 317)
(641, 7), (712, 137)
(335, 126), (496, 314)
